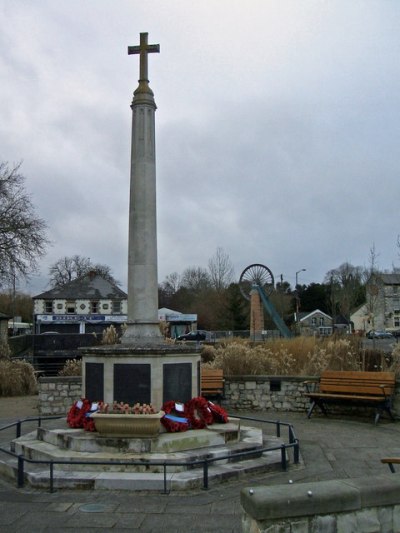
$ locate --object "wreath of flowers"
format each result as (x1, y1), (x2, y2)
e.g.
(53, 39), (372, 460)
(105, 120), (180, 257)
(207, 401), (229, 424)
(161, 400), (189, 433)
(161, 397), (228, 432)
(185, 397), (214, 429)
(67, 398), (100, 432)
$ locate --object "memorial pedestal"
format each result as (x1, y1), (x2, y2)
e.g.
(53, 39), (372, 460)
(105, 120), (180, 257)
(80, 344), (201, 410)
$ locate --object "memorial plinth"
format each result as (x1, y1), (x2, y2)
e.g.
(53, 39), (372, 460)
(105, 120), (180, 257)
(81, 343), (201, 409)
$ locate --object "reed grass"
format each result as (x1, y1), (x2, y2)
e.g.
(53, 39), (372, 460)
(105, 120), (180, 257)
(202, 336), (395, 376)
(0, 359), (37, 396)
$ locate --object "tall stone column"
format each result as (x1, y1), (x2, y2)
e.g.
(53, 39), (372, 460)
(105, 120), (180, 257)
(81, 33), (201, 409)
(122, 32), (163, 344)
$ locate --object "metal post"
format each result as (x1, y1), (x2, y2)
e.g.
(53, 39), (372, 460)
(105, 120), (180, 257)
(203, 460), (209, 490)
(49, 463), (54, 493)
(294, 440), (300, 464)
(16, 421), (21, 438)
(17, 456), (24, 488)
(163, 463), (168, 494)
(281, 445), (287, 471)
(276, 421), (281, 438)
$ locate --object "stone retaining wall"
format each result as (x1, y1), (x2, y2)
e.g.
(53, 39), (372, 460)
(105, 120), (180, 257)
(223, 375), (400, 417)
(241, 475), (400, 532)
(38, 376), (82, 415)
(38, 375), (400, 417)
(223, 375), (311, 412)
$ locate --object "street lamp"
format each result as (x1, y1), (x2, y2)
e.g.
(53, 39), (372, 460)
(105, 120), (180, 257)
(295, 269), (306, 327)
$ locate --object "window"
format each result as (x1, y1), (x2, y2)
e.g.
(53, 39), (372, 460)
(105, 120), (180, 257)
(112, 301), (122, 314)
(311, 317), (316, 326)
(44, 301), (52, 313)
(395, 317), (400, 327)
(393, 298), (400, 313)
(66, 301), (75, 314)
(91, 301), (99, 313)
(319, 317), (325, 326)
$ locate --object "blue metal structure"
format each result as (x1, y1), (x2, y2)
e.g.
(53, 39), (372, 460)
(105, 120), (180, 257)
(254, 284), (293, 339)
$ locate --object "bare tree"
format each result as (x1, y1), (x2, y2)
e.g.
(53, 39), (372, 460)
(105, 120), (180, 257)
(208, 247), (235, 291)
(0, 162), (49, 286)
(364, 243), (382, 333)
(49, 255), (120, 287)
(181, 266), (211, 291)
(324, 262), (365, 321)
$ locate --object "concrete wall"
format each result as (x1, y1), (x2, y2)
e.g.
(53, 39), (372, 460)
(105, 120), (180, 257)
(241, 475), (400, 532)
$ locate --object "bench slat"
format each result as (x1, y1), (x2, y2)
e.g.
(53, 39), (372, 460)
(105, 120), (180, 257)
(201, 368), (224, 398)
(305, 370), (395, 424)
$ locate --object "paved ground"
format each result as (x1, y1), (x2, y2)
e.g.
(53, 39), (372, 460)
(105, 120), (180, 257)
(0, 396), (400, 532)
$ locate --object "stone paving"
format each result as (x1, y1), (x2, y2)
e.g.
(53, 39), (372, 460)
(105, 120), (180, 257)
(0, 396), (400, 532)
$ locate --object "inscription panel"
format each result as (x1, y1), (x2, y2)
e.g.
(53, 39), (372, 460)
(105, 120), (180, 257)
(85, 362), (104, 401)
(114, 363), (151, 404)
(163, 363), (192, 404)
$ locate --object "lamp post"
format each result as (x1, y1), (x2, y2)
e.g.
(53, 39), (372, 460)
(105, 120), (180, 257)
(295, 269), (306, 331)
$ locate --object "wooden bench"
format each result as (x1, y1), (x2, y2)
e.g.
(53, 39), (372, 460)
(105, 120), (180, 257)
(201, 368), (225, 400)
(381, 457), (400, 473)
(304, 370), (396, 424)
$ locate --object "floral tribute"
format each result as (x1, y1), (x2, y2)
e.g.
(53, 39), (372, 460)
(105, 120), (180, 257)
(161, 397), (229, 433)
(161, 401), (190, 432)
(97, 402), (158, 414)
(67, 397), (228, 434)
(67, 398), (98, 432)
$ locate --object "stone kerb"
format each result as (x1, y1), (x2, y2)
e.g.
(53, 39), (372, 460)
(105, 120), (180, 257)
(241, 475), (400, 532)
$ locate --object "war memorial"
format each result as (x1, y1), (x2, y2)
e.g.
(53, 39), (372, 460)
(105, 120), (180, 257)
(2, 33), (400, 533)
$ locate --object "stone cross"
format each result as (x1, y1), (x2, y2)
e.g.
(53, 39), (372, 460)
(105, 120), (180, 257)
(128, 32), (160, 83)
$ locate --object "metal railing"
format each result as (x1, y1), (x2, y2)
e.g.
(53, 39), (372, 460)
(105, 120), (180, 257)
(0, 414), (299, 494)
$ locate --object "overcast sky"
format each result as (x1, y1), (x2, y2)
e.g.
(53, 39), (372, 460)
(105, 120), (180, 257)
(1, 0), (399, 295)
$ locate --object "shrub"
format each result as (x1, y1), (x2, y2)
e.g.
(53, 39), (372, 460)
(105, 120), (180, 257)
(101, 325), (119, 345)
(0, 359), (37, 396)
(204, 336), (384, 376)
(58, 358), (82, 376)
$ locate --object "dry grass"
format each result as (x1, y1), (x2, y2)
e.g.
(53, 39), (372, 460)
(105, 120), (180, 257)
(0, 359), (37, 396)
(202, 336), (393, 376)
(58, 358), (82, 376)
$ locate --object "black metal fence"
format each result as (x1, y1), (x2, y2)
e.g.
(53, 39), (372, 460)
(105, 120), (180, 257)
(0, 414), (299, 494)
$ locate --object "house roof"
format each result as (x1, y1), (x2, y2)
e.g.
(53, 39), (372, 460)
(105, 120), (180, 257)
(33, 273), (127, 300)
(299, 309), (332, 322)
(0, 312), (11, 321)
(380, 273), (400, 285)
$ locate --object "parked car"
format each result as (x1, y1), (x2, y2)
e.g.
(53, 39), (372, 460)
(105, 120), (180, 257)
(177, 330), (209, 341)
(366, 330), (394, 339)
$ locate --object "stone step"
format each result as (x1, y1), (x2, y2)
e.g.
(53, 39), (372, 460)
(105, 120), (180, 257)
(2, 450), (287, 491)
(12, 426), (275, 474)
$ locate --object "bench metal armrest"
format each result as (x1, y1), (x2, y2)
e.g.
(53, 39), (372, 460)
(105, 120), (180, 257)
(381, 457), (400, 473)
(303, 380), (319, 394)
(379, 384), (393, 400)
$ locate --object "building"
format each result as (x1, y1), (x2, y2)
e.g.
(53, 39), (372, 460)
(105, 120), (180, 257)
(33, 272), (128, 334)
(352, 273), (400, 334)
(158, 307), (198, 338)
(298, 309), (333, 336)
